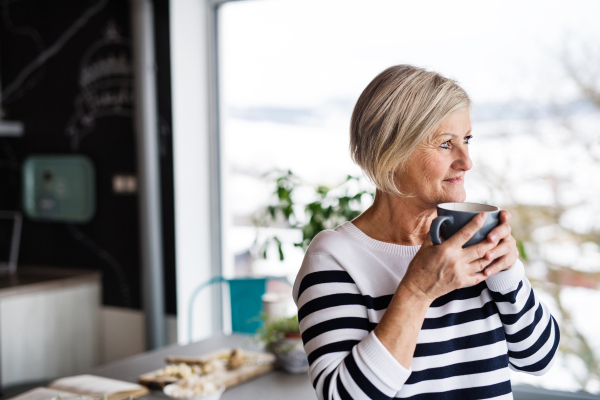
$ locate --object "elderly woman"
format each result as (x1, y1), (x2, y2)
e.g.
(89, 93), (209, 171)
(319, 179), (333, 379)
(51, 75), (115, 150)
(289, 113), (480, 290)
(293, 65), (559, 400)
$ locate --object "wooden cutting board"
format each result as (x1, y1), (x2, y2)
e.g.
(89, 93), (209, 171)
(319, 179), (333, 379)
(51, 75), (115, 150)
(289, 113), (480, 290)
(138, 349), (276, 390)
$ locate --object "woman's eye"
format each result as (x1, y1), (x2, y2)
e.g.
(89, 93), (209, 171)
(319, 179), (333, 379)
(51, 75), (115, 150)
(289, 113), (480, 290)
(440, 140), (451, 149)
(464, 135), (473, 144)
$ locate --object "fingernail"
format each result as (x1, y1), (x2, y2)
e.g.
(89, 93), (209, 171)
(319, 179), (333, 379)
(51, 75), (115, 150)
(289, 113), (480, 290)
(489, 234), (496, 242)
(487, 252), (494, 259)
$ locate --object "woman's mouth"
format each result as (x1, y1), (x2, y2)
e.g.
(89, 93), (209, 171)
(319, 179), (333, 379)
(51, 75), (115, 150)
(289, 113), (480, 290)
(443, 176), (463, 183)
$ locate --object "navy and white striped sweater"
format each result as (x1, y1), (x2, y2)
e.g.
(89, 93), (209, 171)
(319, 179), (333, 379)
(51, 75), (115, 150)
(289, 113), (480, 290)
(293, 222), (559, 400)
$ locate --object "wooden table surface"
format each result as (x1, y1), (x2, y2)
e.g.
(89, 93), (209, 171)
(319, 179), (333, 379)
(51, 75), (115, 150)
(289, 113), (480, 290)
(90, 334), (316, 400)
(88, 334), (599, 400)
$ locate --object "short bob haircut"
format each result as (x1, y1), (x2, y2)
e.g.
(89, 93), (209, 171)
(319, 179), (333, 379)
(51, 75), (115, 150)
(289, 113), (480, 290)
(350, 65), (471, 197)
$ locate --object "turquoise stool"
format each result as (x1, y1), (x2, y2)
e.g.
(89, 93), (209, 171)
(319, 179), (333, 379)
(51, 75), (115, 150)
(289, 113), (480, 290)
(188, 276), (290, 342)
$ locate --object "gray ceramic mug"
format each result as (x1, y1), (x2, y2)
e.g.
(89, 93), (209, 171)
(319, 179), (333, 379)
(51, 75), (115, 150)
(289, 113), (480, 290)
(430, 202), (500, 248)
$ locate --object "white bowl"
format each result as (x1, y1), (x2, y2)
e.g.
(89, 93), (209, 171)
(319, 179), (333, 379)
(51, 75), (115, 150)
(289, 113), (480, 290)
(163, 382), (225, 400)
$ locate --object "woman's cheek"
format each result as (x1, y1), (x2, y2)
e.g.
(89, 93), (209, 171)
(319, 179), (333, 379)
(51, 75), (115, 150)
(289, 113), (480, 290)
(421, 152), (446, 181)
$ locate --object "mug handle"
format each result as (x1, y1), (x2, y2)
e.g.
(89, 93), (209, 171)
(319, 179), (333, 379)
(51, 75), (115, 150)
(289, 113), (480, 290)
(430, 215), (454, 245)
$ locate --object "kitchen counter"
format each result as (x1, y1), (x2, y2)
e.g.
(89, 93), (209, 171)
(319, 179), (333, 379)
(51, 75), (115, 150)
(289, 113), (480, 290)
(0, 266), (101, 387)
(0, 266), (100, 298)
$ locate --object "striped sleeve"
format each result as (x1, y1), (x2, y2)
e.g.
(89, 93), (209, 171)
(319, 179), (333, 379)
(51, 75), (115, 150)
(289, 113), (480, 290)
(485, 259), (560, 376)
(294, 253), (411, 400)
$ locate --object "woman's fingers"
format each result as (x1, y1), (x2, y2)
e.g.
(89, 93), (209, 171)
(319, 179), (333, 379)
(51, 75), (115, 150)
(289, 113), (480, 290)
(466, 268), (491, 286)
(468, 256), (495, 274)
(484, 238), (510, 261)
(429, 211), (519, 294)
(499, 209), (512, 223)
(483, 254), (511, 276)
(464, 235), (499, 263)
(469, 240), (517, 275)
(486, 217), (512, 243)
(446, 212), (488, 248)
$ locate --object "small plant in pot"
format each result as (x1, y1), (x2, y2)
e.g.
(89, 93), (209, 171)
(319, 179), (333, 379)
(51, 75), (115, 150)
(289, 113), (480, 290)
(255, 315), (309, 374)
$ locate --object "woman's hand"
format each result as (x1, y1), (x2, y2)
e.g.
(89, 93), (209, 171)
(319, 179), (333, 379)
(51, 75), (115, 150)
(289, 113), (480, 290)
(374, 211), (519, 368)
(481, 210), (519, 277)
(400, 212), (504, 304)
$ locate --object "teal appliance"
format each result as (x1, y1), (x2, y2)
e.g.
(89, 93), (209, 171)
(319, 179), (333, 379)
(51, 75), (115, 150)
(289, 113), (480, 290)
(22, 155), (96, 223)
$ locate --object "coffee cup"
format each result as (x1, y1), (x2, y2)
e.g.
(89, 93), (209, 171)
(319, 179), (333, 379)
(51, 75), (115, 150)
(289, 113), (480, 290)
(430, 202), (500, 248)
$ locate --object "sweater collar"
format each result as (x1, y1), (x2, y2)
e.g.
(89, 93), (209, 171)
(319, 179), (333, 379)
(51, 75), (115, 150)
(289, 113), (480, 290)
(339, 221), (421, 257)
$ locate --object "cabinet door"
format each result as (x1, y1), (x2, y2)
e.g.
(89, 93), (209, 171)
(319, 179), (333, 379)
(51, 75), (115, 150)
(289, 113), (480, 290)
(0, 282), (100, 386)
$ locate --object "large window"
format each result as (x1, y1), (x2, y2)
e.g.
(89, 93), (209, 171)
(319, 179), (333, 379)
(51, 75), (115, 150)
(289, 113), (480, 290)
(219, 0), (600, 394)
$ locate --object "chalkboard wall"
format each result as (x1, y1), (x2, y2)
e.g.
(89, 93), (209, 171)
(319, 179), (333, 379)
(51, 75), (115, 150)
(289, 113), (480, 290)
(0, 0), (177, 313)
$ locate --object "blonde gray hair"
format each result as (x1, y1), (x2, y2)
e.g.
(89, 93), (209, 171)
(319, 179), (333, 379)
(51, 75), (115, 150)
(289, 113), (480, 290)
(350, 65), (470, 196)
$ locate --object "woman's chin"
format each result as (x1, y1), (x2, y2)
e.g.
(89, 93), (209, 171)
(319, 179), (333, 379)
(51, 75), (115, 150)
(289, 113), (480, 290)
(440, 189), (466, 204)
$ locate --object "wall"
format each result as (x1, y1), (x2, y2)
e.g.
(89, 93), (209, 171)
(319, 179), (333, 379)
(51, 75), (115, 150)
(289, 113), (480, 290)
(0, 0), (177, 315)
(170, 0), (219, 343)
(100, 306), (177, 363)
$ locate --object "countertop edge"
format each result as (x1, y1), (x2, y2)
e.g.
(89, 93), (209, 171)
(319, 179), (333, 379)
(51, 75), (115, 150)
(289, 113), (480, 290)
(0, 267), (102, 299)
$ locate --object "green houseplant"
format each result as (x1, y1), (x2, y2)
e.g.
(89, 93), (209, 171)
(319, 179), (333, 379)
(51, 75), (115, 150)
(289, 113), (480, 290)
(253, 169), (374, 261)
(255, 314), (300, 351)
(255, 315), (308, 374)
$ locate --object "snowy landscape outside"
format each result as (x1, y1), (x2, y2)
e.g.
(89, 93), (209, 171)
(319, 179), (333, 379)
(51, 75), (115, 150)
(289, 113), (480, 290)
(219, 0), (600, 393)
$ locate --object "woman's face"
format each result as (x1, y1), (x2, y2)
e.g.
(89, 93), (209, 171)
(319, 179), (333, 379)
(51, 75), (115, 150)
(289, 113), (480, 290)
(395, 110), (473, 207)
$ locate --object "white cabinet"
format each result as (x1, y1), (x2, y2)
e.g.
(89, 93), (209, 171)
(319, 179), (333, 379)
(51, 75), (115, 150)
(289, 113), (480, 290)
(0, 268), (101, 387)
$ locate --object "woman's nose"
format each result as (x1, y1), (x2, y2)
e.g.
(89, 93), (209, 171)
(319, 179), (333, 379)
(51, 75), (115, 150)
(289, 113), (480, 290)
(452, 146), (472, 171)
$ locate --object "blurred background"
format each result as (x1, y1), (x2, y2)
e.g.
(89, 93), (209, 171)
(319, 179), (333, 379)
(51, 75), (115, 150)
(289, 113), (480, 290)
(0, 0), (598, 397)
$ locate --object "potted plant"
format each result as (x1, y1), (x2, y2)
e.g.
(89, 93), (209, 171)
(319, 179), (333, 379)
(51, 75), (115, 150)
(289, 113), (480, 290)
(253, 169), (374, 261)
(255, 315), (309, 374)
